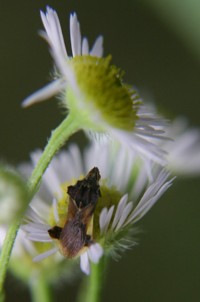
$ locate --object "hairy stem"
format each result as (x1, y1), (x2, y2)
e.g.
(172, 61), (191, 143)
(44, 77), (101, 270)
(0, 222), (19, 299)
(28, 115), (80, 193)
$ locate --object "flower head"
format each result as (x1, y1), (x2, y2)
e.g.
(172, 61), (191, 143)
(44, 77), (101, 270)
(22, 6), (169, 164)
(20, 142), (173, 275)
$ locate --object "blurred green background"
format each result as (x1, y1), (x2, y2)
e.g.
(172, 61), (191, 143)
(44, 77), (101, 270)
(1, 0), (200, 301)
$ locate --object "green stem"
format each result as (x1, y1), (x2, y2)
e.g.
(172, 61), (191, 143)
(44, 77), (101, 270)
(0, 222), (19, 298)
(28, 114), (80, 193)
(0, 115), (80, 298)
(77, 257), (107, 302)
(30, 274), (53, 302)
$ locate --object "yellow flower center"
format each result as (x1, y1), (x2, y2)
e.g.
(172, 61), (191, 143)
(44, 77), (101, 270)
(66, 55), (140, 131)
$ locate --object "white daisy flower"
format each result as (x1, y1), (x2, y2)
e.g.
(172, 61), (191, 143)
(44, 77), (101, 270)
(22, 6), (169, 165)
(19, 142), (173, 276)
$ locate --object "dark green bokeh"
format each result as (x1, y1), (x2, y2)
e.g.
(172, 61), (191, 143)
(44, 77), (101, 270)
(1, 1), (200, 301)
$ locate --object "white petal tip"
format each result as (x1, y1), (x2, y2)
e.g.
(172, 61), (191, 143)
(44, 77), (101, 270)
(88, 243), (104, 263)
(21, 99), (33, 108)
(90, 35), (104, 57)
(80, 252), (90, 275)
(46, 6), (54, 13)
(21, 79), (65, 109)
(80, 244), (103, 275)
(40, 11), (44, 19)
(70, 12), (77, 19)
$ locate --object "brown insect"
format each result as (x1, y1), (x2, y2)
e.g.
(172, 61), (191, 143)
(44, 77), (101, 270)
(48, 167), (101, 258)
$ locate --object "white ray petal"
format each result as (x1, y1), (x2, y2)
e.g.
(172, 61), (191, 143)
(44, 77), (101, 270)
(124, 174), (174, 226)
(99, 208), (108, 232)
(41, 7), (67, 58)
(111, 194), (128, 230)
(82, 37), (89, 55)
(110, 127), (167, 165)
(40, 8), (79, 96)
(129, 163), (149, 200)
(133, 170), (169, 211)
(19, 232), (37, 256)
(55, 144), (83, 183)
(25, 206), (44, 224)
(67, 145), (84, 178)
(70, 13), (81, 56)
(131, 179), (174, 224)
(80, 252), (90, 275)
(30, 196), (51, 218)
(88, 243), (103, 263)
(111, 148), (127, 190)
(52, 148), (75, 182)
(115, 202), (133, 231)
(48, 7), (68, 57)
(22, 222), (50, 233)
(53, 198), (59, 223)
(22, 79), (65, 108)
(135, 129), (168, 140)
(97, 143), (111, 178)
(90, 36), (103, 57)
(42, 161), (63, 199)
(27, 233), (52, 242)
(33, 247), (58, 262)
(100, 205), (115, 233)
(84, 142), (109, 179)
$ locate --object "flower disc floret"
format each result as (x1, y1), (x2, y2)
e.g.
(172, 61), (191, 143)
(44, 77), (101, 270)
(68, 55), (139, 131)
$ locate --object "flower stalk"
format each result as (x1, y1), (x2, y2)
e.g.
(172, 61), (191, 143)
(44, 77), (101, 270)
(29, 274), (53, 302)
(78, 256), (107, 302)
(28, 114), (80, 193)
(0, 221), (19, 298)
